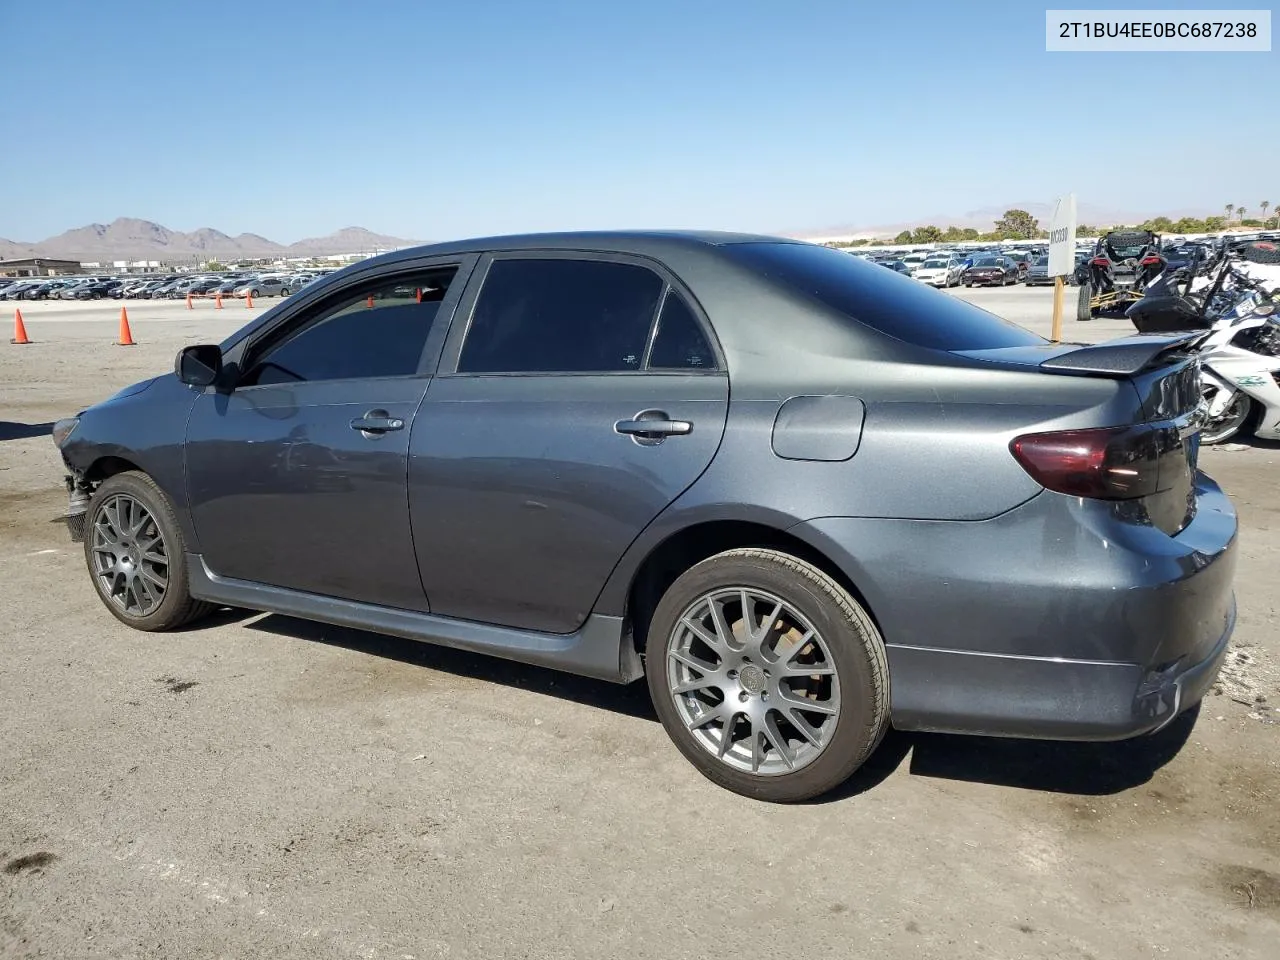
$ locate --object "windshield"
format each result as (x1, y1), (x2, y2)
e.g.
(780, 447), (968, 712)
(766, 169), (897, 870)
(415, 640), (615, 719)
(723, 241), (1043, 351)
(922, 260), (948, 269)
(974, 258), (1000, 267)
(1034, 257), (1049, 266)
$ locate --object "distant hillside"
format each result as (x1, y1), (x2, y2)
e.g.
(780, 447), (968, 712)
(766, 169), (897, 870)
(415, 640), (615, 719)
(0, 218), (423, 262)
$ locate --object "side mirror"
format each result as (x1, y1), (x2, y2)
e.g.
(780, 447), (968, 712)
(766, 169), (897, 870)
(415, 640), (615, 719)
(175, 344), (223, 387)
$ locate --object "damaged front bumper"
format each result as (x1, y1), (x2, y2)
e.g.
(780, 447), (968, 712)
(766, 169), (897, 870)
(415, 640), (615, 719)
(63, 473), (91, 542)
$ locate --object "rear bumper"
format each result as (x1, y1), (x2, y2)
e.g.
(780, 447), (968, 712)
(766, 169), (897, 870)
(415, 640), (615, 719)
(792, 472), (1238, 741)
(882, 602), (1232, 739)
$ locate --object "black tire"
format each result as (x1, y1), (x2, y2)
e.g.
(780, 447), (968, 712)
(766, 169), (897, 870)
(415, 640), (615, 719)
(83, 471), (214, 632)
(963, 281), (972, 287)
(281, 288), (291, 297)
(1075, 282), (1092, 321)
(645, 548), (890, 803)
(250, 289), (260, 298)
(1107, 230), (1150, 247)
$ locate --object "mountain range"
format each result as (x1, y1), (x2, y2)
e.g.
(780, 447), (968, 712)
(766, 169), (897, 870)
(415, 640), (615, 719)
(0, 219), (422, 263)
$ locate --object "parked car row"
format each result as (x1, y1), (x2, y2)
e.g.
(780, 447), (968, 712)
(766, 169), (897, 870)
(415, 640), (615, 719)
(854, 246), (1098, 289)
(0, 270), (335, 302)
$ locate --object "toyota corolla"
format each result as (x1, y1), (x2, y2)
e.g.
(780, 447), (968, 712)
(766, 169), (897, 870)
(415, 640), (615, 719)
(52, 231), (1237, 802)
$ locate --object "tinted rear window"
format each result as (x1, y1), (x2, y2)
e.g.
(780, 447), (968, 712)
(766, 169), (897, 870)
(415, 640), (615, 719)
(724, 242), (1043, 350)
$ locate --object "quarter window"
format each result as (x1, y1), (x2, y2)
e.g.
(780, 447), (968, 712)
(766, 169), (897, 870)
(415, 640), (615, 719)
(240, 267), (456, 386)
(648, 291), (715, 370)
(457, 258), (663, 374)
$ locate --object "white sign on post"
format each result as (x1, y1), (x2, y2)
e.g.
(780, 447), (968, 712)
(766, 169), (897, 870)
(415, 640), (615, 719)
(1048, 193), (1077, 277)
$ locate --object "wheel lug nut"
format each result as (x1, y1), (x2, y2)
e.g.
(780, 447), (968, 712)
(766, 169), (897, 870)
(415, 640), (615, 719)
(739, 691), (749, 702)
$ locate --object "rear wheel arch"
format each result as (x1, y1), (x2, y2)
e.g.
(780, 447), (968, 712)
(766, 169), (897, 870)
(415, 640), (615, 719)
(624, 519), (882, 658)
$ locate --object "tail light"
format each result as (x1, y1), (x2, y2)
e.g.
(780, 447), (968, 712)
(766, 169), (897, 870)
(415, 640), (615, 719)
(1140, 255), (1164, 265)
(1090, 257), (1110, 266)
(1009, 424), (1179, 500)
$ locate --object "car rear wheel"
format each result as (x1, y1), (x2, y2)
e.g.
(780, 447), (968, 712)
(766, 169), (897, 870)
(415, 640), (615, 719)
(84, 471), (214, 632)
(646, 548), (889, 803)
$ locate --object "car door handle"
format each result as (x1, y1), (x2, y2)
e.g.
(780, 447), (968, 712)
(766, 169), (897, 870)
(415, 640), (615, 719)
(614, 412), (693, 441)
(350, 411), (405, 435)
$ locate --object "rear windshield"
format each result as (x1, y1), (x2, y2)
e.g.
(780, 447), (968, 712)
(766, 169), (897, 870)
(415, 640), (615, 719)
(724, 241), (1043, 350)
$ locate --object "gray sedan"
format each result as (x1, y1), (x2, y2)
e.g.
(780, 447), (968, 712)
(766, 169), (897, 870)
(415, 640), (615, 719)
(52, 231), (1237, 802)
(1025, 256), (1055, 286)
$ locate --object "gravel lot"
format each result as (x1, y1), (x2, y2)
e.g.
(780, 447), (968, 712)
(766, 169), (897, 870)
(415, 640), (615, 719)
(1, 288), (1278, 960)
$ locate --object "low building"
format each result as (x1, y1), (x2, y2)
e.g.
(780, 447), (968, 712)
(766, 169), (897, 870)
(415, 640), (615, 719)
(0, 257), (83, 277)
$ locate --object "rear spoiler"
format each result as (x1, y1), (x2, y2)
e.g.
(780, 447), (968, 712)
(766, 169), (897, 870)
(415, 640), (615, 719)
(1039, 331), (1207, 376)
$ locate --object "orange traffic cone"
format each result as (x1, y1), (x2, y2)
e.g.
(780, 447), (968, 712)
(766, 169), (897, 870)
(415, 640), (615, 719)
(117, 306), (135, 346)
(415, 288), (422, 303)
(186, 293), (194, 310)
(367, 295), (375, 308)
(11, 308), (31, 344)
(246, 293), (254, 309)
(215, 293), (223, 309)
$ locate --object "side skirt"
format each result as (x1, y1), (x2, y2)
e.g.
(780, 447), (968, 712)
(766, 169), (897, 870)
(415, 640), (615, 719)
(187, 554), (643, 684)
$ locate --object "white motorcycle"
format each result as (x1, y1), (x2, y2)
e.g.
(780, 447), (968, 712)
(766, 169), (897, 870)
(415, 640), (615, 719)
(1197, 298), (1280, 443)
(1128, 240), (1280, 444)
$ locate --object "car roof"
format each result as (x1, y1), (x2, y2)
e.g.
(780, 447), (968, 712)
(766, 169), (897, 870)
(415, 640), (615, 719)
(360, 230), (792, 266)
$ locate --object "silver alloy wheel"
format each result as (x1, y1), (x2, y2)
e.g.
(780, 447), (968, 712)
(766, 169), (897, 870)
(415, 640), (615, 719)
(666, 587), (840, 776)
(90, 494), (169, 616)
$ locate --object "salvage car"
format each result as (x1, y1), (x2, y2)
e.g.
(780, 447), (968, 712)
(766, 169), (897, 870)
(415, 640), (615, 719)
(962, 256), (1020, 286)
(914, 257), (965, 288)
(1025, 256), (1054, 286)
(53, 231), (1238, 803)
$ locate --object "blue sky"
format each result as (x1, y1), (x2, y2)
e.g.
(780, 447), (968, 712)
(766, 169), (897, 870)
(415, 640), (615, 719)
(1, 0), (1274, 241)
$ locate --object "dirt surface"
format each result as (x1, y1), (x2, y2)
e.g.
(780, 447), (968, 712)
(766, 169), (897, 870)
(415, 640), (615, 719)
(1, 291), (1278, 959)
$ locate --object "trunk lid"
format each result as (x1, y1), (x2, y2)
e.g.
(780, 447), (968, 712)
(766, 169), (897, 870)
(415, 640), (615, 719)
(955, 333), (1207, 535)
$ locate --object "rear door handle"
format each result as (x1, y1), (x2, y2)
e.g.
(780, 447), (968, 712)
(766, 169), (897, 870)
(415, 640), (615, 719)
(350, 410), (405, 435)
(614, 410), (693, 445)
(615, 418), (692, 437)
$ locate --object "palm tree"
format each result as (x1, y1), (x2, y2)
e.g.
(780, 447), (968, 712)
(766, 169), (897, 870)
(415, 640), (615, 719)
(1225, 203), (1235, 221)
(1261, 200), (1271, 226)
(1237, 205), (1247, 222)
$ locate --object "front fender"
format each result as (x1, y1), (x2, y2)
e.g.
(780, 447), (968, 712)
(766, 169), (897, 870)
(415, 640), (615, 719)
(61, 374), (202, 548)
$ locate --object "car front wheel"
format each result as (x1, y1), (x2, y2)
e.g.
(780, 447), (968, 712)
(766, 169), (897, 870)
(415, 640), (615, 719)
(84, 471), (214, 631)
(646, 548), (889, 802)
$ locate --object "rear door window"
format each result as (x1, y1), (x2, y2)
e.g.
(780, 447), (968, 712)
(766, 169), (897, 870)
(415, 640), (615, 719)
(723, 242), (1044, 350)
(457, 258), (664, 373)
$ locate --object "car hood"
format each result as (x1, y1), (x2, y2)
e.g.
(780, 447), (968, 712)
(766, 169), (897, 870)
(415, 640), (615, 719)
(101, 376), (159, 405)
